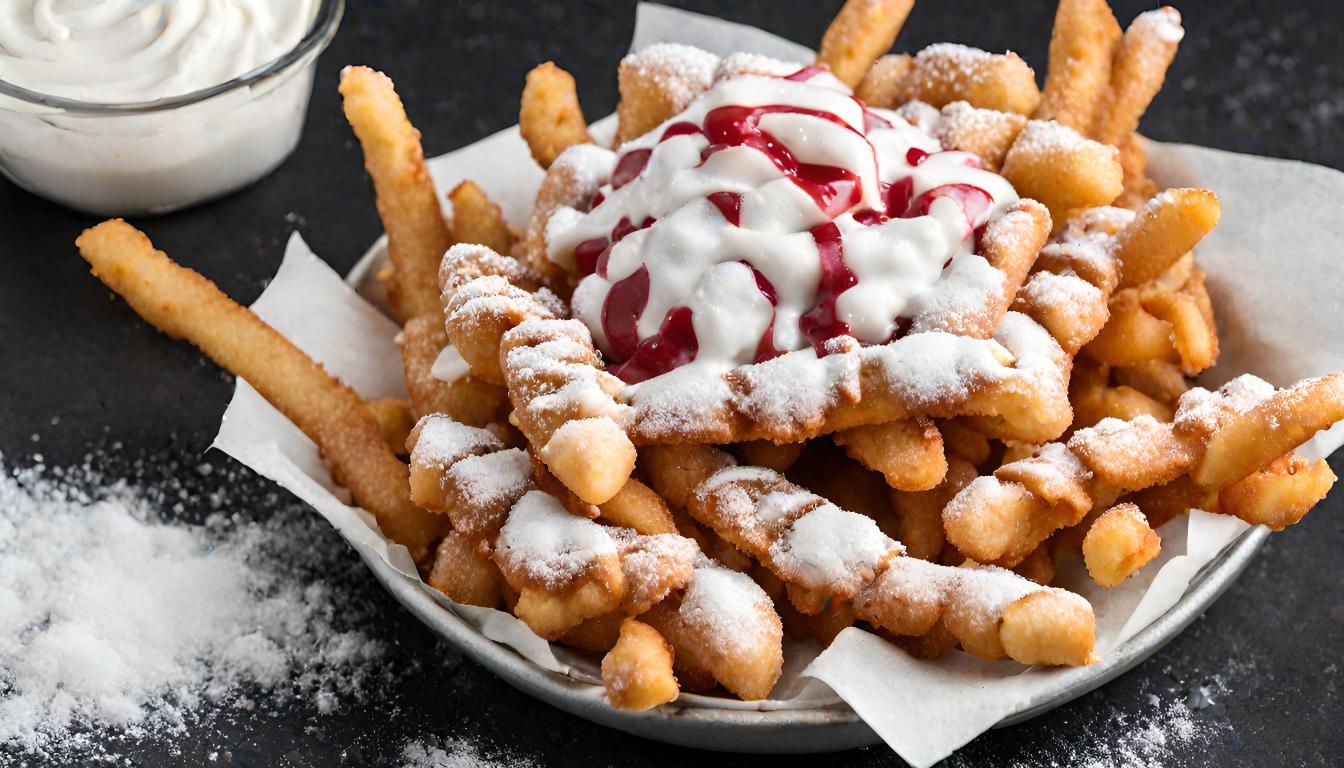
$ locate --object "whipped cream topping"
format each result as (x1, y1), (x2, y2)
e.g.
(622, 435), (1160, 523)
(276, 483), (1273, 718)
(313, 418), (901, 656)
(0, 0), (317, 102)
(547, 65), (1019, 385)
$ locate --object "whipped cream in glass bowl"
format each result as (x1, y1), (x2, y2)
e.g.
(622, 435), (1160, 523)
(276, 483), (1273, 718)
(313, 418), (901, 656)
(0, 0), (342, 215)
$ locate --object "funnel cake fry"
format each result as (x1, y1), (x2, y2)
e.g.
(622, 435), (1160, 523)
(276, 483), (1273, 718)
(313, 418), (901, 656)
(340, 66), (449, 322)
(77, 220), (448, 561)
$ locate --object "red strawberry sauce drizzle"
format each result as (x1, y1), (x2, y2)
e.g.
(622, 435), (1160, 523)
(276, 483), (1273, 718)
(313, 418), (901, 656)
(783, 65), (827, 82)
(588, 76), (994, 380)
(706, 191), (742, 225)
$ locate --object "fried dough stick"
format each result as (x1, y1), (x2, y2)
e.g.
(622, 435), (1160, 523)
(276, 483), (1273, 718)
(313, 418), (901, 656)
(642, 444), (1097, 666)
(77, 220), (448, 561)
(833, 417), (947, 491)
(816, 0), (916, 88)
(520, 62), (592, 169)
(615, 44), (718, 145)
(447, 180), (516, 255)
(946, 374), (1344, 571)
(1035, 0), (1122, 131)
(340, 66), (450, 322)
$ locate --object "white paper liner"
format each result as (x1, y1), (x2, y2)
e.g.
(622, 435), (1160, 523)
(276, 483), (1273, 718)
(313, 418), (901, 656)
(208, 3), (1344, 764)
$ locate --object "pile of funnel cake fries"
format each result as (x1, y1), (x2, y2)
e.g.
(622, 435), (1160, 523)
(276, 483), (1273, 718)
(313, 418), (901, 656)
(78, 0), (1343, 710)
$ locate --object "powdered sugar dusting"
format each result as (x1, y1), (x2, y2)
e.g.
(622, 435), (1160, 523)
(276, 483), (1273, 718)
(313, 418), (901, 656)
(1037, 207), (1130, 292)
(730, 348), (860, 430)
(955, 564), (1047, 617)
(410, 415), (503, 468)
(677, 565), (774, 660)
(494, 491), (617, 590)
(713, 52), (802, 82)
(444, 448), (533, 513)
(1070, 414), (1172, 469)
(994, 442), (1092, 509)
(551, 144), (617, 197)
(864, 557), (1050, 621)
(910, 252), (1007, 331)
(916, 43), (996, 84)
(1012, 119), (1113, 161)
(1021, 271), (1103, 316)
(620, 43), (719, 124)
(769, 503), (901, 597)
(1173, 374), (1274, 434)
(445, 275), (566, 327)
(693, 466), (804, 552)
(610, 529), (698, 612)
(623, 362), (735, 437)
(439, 242), (526, 297)
(937, 100), (1022, 139)
(866, 331), (1010, 410)
(506, 321), (629, 421)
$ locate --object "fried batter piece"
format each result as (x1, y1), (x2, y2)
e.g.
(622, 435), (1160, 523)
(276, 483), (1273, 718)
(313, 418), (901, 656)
(520, 62), (592, 169)
(601, 619), (680, 710)
(501, 319), (637, 505)
(946, 374), (1344, 574)
(643, 444), (1097, 666)
(816, 0), (915, 88)
(339, 66), (450, 322)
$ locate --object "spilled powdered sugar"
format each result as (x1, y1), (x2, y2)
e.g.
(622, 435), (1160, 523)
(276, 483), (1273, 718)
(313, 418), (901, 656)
(0, 453), (395, 761)
(399, 736), (538, 768)
(949, 685), (1229, 768)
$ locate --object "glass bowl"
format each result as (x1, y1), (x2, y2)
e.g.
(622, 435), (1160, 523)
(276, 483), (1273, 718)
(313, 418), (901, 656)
(0, 0), (344, 216)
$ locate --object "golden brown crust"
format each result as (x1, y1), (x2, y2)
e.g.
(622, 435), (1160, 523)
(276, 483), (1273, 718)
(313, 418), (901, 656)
(1091, 8), (1183, 146)
(816, 0), (916, 88)
(1036, 0), (1123, 131)
(447, 180), (516, 254)
(399, 314), (511, 425)
(898, 45), (1042, 115)
(77, 220), (448, 561)
(520, 62), (592, 169)
(854, 53), (913, 108)
(339, 66), (449, 322)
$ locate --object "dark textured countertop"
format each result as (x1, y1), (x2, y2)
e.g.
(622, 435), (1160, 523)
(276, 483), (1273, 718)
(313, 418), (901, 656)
(1, 1), (1341, 765)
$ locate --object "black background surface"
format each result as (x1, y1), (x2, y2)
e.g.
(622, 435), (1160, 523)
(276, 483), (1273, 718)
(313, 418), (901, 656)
(1, 1), (1342, 765)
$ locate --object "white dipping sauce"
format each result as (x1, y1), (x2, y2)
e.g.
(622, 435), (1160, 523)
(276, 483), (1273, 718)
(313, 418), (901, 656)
(0, 0), (318, 102)
(0, 0), (325, 215)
